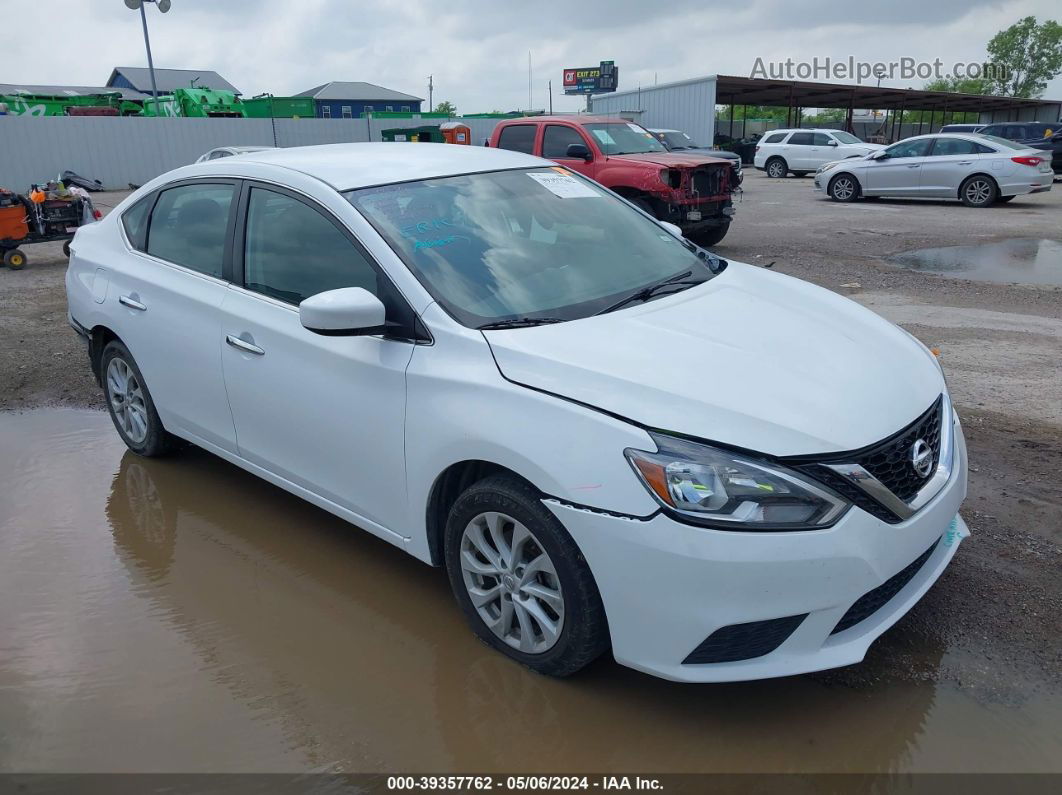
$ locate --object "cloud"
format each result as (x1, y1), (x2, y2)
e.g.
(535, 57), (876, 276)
(3, 0), (1060, 112)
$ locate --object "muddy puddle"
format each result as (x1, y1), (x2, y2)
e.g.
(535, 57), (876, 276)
(2, 408), (1061, 773)
(887, 238), (1062, 285)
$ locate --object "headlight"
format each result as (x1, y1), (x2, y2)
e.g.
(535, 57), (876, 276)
(625, 433), (849, 530)
(817, 162), (840, 174)
(659, 168), (681, 189)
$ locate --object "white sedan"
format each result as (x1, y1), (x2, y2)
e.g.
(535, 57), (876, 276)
(194, 145), (276, 163)
(815, 133), (1053, 206)
(65, 143), (967, 682)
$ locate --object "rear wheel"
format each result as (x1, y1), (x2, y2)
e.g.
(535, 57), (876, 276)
(63, 240), (71, 257)
(828, 173), (860, 202)
(766, 158), (788, 178)
(444, 474), (609, 677)
(3, 248), (26, 269)
(101, 340), (178, 457)
(959, 175), (998, 207)
(689, 224), (730, 247)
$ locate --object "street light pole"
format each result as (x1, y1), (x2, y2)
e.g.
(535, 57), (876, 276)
(139, 3), (160, 116)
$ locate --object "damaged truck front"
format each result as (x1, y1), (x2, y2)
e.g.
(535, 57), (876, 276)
(490, 116), (736, 246)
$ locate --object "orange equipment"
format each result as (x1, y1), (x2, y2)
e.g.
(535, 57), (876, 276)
(441, 121), (472, 145)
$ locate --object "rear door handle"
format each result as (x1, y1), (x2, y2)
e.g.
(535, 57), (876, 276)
(957, 160), (973, 165)
(118, 294), (146, 311)
(906, 164), (920, 168)
(226, 334), (264, 356)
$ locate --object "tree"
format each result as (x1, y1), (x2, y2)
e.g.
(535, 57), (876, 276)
(433, 100), (457, 116)
(922, 76), (993, 95)
(985, 16), (1062, 97)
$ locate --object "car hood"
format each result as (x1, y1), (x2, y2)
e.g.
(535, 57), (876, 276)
(483, 262), (944, 456)
(613, 151), (732, 168)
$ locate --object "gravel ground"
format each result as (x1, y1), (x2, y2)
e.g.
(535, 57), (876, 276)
(1, 174), (1059, 698)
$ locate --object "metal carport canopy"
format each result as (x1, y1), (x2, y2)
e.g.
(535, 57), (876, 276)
(714, 74), (1057, 113)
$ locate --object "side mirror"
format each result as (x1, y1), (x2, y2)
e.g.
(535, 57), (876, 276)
(300, 287), (386, 336)
(870, 150), (889, 160)
(827, 139), (838, 146)
(659, 221), (683, 239)
(566, 143), (592, 161)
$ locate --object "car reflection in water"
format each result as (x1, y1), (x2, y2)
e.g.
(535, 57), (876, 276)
(106, 447), (946, 773)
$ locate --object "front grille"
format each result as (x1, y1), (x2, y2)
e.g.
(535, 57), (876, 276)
(683, 614), (807, 664)
(692, 167), (725, 197)
(831, 537), (940, 634)
(790, 395), (944, 522)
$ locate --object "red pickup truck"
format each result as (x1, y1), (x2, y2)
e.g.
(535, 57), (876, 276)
(490, 116), (736, 245)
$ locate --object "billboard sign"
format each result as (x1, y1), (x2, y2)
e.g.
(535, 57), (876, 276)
(562, 61), (617, 95)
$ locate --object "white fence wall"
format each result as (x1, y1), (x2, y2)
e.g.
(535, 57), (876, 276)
(592, 78), (718, 147)
(0, 115), (505, 190)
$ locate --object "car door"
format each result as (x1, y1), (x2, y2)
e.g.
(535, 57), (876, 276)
(219, 183), (417, 537)
(541, 123), (597, 179)
(785, 131), (815, 169)
(863, 138), (932, 195)
(111, 180), (240, 452)
(918, 137), (981, 197)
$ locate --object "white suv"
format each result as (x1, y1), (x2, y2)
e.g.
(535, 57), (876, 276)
(754, 129), (883, 177)
(66, 143), (967, 683)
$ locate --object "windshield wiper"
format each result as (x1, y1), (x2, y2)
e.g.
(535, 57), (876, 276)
(594, 270), (703, 316)
(477, 317), (566, 330)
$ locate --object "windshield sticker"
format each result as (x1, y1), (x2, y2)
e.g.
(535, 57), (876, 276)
(414, 234), (470, 250)
(527, 172), (602, 199)
(591, 129), (616, 146)
(401, 217), (457, 239)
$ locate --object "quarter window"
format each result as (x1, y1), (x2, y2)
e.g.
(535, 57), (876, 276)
(496, 124), (537, 154)
(146, 183), (235, 278)
(121, 195), (153, 251)
(762, 133), (787, 144)
(242, 187), (379, 305)
(542, 125), (587, 159)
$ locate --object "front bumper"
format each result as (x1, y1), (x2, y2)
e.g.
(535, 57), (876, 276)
(546, 418), (968, 682)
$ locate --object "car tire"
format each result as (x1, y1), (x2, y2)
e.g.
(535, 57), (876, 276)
(792, 170), (810, 177)
(101, 340), (179, 457)
(766, 158), (788, 178)
(689, 224), (730, 247)
(444, 473), (609, 677)
(959, 175), (998, 207)
(63, 240), (71, 258)
(3, 248), (27, 269)
(828, 173), (860, 202)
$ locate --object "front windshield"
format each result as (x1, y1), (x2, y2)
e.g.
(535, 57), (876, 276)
(346, 168), (712, 328)
(830, 131), (862, 144)
(660, 131), (699, 150)
(584, 122), (667, 155)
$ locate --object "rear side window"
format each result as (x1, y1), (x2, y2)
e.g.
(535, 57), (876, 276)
(1006, 125), (1030, 139)
(930, 138), (978, 156)
(979, 125), (1002, 137)
(542, 125), (587, 158)
(788, 132), (814, 146)
(146, 183), (235, 278)
(242, 187), (379, 305)
(763, 132), (787, 144)
(121, 196), (152, 251)
(497, 124), (536, 154)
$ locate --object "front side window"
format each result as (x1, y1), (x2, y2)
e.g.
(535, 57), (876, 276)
(146, 183), (235, 278)
(582, 123), (666, 155)
(830, 131), (862, 144)
(346, 168), (714, 328)
(496, 124), (537, 154)
(243, 187), (379, 305)
(1006, 125), (1029, 139)
(930, 137), (978, 156)
(542, 125), (588, 159)
(884, 139), (932, 158)
(788, 132), (814, 146)
(811, 133), (832, 146)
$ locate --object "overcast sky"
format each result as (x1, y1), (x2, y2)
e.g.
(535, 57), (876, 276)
(6, 0), (1061, 112)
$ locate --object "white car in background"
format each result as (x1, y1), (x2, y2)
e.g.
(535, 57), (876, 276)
(814, 133), (1053, 206)
(195, 145), (276, 163)
(755, 129), (883, 177)
(65, 143), (968, 682)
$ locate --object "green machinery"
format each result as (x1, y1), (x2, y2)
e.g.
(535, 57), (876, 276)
(139, 88), (247, 118)
(0, 91), (139, 116)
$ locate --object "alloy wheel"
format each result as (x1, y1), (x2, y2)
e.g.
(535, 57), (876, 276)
(459, 511), (565, 654)
(768, 161), (785, 178)
(107, 357), (149, 444)
(832, 177), (856, 200)
(965, 178), (992, 205)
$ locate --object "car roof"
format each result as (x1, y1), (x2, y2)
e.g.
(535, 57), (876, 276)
(197, 142), (549, 190)
(227, 146), (276, 153)
(766, 128), (846, 134)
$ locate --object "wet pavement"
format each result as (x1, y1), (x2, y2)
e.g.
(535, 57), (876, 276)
(2, 408), (1061, 774)
(887, 238), (1062, 285)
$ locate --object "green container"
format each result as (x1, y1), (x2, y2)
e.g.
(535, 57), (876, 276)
(243, 96), (315, 119)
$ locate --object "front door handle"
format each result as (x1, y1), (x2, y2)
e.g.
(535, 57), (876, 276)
(906, 164), (920, 168)
(226, 334), (264, 356)
(118, 294), (146, 311)
(957, 160), (973, 165)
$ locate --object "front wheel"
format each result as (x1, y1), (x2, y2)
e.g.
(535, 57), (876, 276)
(3, 248), (26, 269)
(688, 223), (730, 247)
(444, 474), (609, 677)
(828, 173), (860, 202)
(959, 175), (998, 207)
(101, 340), (179, 457)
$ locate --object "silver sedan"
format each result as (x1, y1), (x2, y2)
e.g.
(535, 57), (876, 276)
(814, 133), (1053, 207)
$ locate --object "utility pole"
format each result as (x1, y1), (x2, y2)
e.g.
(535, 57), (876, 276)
(548, 80), (552, 114)
(528, 51), (532, 112)
(124, 0), (171, 117)
(427, 75), (433, 112)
